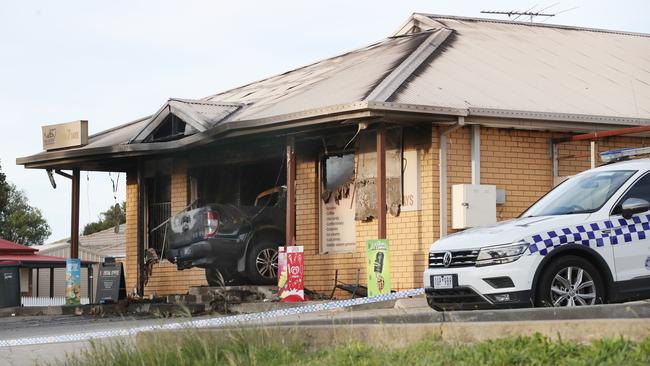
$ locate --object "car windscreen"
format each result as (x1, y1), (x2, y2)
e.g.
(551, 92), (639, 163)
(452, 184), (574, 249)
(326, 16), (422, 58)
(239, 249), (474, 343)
(522, 170), (636, 217)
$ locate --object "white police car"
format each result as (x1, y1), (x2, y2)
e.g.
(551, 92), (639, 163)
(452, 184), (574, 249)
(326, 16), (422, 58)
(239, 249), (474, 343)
(424, 148), (650, 311)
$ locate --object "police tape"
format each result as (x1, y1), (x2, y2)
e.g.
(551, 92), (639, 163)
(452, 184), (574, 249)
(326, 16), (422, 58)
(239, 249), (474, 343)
(0, 287), (425, 348)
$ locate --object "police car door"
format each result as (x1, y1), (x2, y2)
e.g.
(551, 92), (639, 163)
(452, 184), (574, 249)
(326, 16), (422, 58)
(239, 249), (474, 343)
(609, 172), (650, 281)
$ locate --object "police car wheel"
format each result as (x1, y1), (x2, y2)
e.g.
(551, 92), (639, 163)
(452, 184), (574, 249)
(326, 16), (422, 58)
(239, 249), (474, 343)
(536, 255), (605, 307)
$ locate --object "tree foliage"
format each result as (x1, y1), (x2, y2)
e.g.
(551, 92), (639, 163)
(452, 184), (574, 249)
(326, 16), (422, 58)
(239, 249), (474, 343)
(83, 201), (126, 236)
(0, 162), (51, 245)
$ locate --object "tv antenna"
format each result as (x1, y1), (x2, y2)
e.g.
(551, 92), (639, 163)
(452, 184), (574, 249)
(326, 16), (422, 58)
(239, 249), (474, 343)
(481, 10), (555, 23)
(481, 3), (578, 23)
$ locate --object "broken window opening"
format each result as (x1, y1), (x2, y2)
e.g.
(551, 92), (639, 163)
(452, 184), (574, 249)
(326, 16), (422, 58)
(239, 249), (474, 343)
(146, 174), (171, 256)
(319, 151), (356, 254)
(321, 153), (355, 204)
(188, 158), (286, 207)
(149, 114), (187, 142)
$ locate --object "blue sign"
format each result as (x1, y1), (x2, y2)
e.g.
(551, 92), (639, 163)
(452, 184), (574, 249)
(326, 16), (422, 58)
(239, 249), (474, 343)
(65, 258), (81, 305)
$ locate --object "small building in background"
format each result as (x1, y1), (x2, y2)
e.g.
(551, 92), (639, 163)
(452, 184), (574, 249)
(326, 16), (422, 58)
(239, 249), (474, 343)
(32, 224), (125, 302)
(0, 238), (94, 307)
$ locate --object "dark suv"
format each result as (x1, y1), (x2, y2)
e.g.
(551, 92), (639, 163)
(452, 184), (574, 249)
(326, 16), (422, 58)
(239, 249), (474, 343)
(166, 187), (285, 285)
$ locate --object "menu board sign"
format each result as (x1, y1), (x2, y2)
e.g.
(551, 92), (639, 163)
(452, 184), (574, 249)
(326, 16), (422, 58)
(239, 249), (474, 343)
(320, 184), (356, 253)
(95, 260), (126, 304)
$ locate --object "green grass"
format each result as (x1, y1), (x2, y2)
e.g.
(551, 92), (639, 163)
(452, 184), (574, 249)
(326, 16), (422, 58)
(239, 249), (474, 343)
(60, 332), (650, 366)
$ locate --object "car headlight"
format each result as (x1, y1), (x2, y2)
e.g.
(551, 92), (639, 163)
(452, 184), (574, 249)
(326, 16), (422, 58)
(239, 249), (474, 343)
(476, 241), (529, 267)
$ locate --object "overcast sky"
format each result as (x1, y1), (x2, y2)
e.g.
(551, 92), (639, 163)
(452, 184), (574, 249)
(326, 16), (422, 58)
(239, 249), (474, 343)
(1, 0), (648, 243)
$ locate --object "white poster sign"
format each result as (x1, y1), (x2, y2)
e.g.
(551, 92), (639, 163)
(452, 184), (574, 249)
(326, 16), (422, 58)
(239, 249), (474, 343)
(401, 150), (421, 212)
(320, 184), (356, 254)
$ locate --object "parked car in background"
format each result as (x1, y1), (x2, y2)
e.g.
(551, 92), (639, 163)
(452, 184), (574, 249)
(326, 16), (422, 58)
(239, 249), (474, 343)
(167, 186), (285, 285)
(424, 149), (650, 311)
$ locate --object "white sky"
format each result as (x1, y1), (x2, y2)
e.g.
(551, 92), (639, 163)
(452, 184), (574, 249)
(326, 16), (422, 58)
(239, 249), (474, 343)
(1, 0), (649, 243)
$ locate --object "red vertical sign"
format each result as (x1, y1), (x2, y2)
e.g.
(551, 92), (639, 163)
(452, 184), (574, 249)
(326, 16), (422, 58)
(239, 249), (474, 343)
(278, 245), (304, 302)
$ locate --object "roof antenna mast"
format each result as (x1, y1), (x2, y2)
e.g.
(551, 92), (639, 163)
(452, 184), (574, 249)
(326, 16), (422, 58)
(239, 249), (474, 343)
(480, 8), (556, 23)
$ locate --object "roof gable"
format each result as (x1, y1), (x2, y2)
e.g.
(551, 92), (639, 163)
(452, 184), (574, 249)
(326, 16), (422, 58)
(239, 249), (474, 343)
(129, 99), (242, 144)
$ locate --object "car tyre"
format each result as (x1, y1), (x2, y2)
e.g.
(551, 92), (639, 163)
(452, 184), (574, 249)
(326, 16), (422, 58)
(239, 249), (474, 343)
(246, 239), (279, 285)
(535, 255), (606, 307)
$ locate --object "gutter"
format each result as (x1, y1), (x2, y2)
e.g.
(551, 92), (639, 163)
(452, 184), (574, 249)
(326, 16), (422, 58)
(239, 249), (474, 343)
(16, 100), (650, 169)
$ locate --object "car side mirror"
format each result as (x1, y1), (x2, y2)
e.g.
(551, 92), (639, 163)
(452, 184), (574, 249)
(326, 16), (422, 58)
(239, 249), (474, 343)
(621, 198), (650, 219)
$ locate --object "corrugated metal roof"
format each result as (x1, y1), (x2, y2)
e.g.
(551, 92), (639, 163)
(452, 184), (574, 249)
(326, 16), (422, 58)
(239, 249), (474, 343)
(16, 14), (650, 168)
(390, 14), (650, 120)
(40, 224), (125, 259)
(0, 238), (37, 253)
(207, 33), (430, 121)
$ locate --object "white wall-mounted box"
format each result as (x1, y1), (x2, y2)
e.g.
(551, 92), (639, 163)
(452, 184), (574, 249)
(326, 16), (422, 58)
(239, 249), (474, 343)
(452, 184), (497, 229)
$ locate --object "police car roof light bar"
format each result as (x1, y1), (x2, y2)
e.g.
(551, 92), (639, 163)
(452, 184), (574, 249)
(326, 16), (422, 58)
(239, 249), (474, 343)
(600, 147), (650, 164)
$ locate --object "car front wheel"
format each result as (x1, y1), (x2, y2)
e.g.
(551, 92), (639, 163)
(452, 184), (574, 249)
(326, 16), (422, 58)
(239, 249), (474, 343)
(536, 255), (605, 307)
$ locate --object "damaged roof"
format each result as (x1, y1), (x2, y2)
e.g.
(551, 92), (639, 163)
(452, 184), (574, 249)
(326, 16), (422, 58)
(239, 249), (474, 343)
(18, 13), (650, 169)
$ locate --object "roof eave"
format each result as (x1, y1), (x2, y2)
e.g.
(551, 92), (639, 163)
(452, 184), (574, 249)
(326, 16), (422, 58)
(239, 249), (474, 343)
(17, 102), (650, 170)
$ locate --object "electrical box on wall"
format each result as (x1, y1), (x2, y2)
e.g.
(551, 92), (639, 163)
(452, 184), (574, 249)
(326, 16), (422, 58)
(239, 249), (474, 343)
(452, 184), (497, 229)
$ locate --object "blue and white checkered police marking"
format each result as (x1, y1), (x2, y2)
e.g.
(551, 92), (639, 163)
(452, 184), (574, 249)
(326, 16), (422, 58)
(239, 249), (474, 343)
(526, 214), (650, 256)
(0, 288), (424, 348)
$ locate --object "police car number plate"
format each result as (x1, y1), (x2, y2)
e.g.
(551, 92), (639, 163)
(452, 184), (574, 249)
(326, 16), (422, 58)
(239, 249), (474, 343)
(433, 275), (454, 289)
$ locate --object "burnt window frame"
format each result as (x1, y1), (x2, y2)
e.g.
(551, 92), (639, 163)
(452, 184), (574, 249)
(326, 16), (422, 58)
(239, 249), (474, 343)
(318, 148), (357, 254)
(148, 114), (187, 142)
(146, 174), (172, 256)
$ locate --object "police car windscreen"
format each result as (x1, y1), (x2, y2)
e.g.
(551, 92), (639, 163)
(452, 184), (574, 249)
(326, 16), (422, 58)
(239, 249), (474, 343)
(522, 170), (636, 217)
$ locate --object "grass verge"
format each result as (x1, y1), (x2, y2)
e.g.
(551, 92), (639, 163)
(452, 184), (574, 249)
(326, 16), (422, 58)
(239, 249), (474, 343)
(58, 331), (650, 366)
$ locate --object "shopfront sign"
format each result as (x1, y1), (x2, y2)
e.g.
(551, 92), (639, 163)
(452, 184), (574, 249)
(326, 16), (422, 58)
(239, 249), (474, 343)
(401, 150), (421, 212)
(320, 184), (356, 253)
(278, 246), (304, 302)
(42, 120), (88, 151)
(96, 259), (126, 304)
(65, 258), (81, 305)
(366, 239), (392, 297)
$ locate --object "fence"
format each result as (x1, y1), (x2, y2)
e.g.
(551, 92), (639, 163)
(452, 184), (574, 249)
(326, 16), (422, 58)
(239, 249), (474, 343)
(21, 297), (90, 307)
(149, 201), (171, 255)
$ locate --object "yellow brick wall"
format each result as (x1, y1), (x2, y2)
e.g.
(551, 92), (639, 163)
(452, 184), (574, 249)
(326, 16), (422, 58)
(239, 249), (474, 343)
(124, 161), (208, 297)
(124, 126), (649, 296)
(144, 160), (207, 296)
(125, 173), (138, 293)
(480, 128), (554, 221)
(300, 128), (437, 294)
(557, 136), (650, 177)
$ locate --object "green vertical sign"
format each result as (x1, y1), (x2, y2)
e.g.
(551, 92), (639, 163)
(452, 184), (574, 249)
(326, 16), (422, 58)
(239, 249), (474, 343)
(366, 239), (391, 297)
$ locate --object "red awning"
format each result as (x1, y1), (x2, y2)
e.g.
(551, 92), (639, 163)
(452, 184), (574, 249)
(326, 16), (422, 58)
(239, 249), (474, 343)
(0, 238), (38, 255)
(0, 254), (93, 267)
(0, 238), (94, 268)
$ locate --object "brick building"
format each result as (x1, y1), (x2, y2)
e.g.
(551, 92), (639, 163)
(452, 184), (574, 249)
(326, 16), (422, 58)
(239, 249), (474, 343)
(18, 14), (650, 296)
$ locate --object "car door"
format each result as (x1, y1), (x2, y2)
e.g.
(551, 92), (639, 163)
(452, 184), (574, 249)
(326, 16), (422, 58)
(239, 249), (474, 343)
(609, 172), (650, 281)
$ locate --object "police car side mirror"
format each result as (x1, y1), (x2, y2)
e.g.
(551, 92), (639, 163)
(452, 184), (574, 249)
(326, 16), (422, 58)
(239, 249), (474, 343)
(621, 198), (650, 219)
